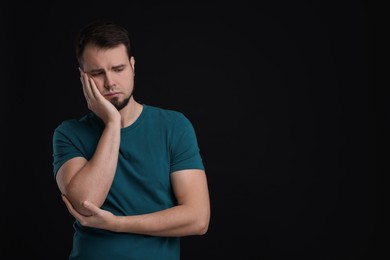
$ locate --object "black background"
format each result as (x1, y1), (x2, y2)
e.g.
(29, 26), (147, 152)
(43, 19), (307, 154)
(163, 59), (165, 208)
(1, 1), (381, 259)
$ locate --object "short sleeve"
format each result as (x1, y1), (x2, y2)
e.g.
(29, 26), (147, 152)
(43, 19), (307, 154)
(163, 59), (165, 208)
(52, 122), (84, 177)
(169, 113), (204, 173)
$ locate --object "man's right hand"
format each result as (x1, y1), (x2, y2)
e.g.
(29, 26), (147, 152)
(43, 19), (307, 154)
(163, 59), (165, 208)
(79, 68), (120, 125)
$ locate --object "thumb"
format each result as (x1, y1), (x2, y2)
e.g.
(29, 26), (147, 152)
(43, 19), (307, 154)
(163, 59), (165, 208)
(82, 200), (96, 210)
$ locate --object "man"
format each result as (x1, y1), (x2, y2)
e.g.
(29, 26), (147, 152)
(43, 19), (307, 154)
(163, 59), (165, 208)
(52, 20), (210, 259)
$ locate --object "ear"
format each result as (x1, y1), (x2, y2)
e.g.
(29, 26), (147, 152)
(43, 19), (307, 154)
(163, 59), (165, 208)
(130, 56), (135, 75)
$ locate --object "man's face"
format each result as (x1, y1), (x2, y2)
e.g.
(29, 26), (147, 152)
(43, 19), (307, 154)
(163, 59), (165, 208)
(81, 44), (135, 110)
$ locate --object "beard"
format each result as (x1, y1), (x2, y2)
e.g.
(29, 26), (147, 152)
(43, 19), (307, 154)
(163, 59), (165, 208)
(110, 94), (132, 111)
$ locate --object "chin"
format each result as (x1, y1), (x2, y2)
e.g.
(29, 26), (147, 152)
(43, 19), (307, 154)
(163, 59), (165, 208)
(112, 97), (131, 111)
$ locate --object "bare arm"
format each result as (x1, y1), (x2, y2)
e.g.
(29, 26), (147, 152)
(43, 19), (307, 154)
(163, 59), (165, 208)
(62, 169), (211, 236)
(56, 71), (121, 216)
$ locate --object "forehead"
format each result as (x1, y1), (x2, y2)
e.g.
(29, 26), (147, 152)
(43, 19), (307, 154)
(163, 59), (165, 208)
(82, 44), (128, 69)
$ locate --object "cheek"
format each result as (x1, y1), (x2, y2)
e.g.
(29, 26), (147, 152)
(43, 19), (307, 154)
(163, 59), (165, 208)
(90, 77), (104, 89)
(119, 72), (134, 85)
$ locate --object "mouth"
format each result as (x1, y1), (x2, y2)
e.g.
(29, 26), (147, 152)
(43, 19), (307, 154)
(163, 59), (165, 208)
(104, 92), (119, 97)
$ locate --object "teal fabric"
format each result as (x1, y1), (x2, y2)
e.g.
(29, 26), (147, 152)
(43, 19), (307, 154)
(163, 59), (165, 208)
(52, 104), (205, 259)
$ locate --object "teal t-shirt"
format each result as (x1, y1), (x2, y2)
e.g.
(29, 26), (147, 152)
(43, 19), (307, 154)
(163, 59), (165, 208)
(52, 104), (205, 260)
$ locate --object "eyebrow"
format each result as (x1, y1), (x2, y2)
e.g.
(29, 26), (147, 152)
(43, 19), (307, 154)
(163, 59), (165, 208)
(89, 68), (104, 74)
(113, 64), (126, 70)
(88, 64), (126, 74)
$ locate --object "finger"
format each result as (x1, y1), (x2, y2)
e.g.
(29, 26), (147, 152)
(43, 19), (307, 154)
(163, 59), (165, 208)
(62, 194), (84, 219)
(80, 71), (94, 101)
(80, 77), (90, 103)
(62, 194), (76, 213)
(82, 200), (100, 214)
(88, 77), (101, 100)
(79, 68), (100, 101)
(61, 194), (72, 207)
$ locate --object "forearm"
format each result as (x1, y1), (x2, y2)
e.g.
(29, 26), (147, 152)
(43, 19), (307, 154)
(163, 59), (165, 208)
(112, 205), (210, 237)
(66, 121), (120, 214)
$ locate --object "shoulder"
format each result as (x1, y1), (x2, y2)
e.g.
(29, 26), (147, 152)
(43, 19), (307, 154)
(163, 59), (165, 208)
(54, 113), (101, 134)
(143, 104), (188, 123)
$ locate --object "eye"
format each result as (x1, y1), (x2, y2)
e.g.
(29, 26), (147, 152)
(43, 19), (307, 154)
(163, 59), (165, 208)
(114, 68), (124, 72)
(90, 71), (103, 77)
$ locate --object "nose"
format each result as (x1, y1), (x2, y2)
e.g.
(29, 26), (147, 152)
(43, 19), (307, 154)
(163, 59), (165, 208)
(104, 72), (115, 89)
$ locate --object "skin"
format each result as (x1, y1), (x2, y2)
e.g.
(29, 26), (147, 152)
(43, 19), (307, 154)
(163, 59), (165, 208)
(56, 43), (210, 236)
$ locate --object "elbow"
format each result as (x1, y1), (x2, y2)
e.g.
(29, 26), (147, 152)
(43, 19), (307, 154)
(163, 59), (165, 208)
(63, 193), (91, 216)
(195, 219), (209, 235)
(64, 189), (99, 217)
(65, 185), (104, 215)
(197, 222), (209, 235)
(193, 213), (210, 235)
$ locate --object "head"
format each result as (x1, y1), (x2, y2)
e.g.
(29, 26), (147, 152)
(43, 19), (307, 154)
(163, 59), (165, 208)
(76, 20), (135, 111)
(76, 20), (132, 66)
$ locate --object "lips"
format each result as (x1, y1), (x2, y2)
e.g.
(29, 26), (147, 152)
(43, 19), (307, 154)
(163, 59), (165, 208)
(104, 92), (119, 97)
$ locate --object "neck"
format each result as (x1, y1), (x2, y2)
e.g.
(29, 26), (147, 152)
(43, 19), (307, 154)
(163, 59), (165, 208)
(119, 97), (142, 128)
